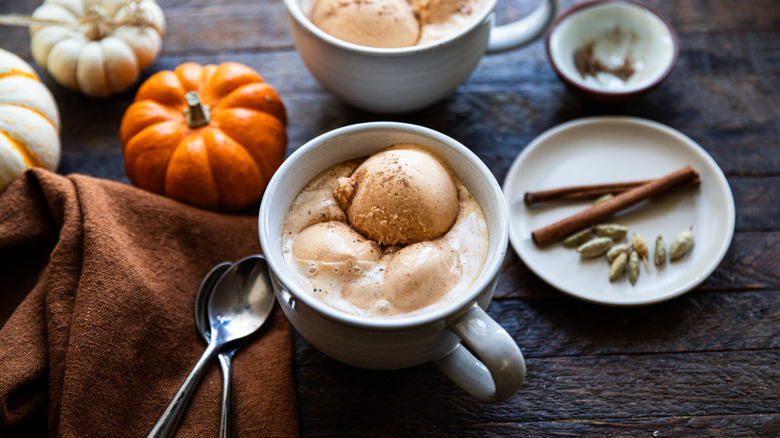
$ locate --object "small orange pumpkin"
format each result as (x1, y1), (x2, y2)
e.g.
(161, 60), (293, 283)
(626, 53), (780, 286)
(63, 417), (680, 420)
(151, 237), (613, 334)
(120, 62), (287, 211)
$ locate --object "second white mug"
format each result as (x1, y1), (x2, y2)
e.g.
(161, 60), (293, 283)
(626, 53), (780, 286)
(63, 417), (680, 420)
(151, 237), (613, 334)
(282, 0), (560, 112)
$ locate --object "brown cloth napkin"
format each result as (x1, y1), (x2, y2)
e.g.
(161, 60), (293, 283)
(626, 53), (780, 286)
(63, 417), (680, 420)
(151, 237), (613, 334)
(0, 169), (298, 437)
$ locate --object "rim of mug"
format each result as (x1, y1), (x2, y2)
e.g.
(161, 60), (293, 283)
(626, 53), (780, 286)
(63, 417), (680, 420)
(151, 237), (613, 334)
(282, 0), (499, 56)
(258, 122), (509, 330)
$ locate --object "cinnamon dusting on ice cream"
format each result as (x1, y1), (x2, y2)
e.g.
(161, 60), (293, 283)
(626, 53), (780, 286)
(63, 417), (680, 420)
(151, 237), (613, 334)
(307, 0), (484, 48)
(334, 144), (460, 246)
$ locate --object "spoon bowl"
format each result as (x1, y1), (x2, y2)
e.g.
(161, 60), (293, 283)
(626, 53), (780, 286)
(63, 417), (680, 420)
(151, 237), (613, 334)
(208, 256), (275, 344)
(195, 262), (232, 341)
(195, 259), (268, 438)
(147, 255), (275, 438)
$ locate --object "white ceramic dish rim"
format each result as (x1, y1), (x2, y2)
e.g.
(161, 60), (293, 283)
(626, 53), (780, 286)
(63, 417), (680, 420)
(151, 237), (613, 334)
(546, 0), (679, 95)
(282, 0), (497, 56)
(503, 116), (736, 306)
(259, 122), (509, 329)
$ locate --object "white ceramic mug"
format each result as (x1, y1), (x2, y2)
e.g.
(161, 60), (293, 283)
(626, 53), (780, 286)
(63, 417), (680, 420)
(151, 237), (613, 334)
(282, 0), (560, 112)
(258, 122), (525, 402)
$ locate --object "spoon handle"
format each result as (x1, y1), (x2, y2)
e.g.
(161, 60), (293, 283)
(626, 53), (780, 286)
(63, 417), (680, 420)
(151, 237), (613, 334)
(217, 352), (233, 438)
(147, 341), (219, 438)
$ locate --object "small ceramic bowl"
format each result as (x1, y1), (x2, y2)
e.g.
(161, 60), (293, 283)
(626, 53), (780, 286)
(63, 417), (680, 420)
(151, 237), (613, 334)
(546, 0), (678, 103)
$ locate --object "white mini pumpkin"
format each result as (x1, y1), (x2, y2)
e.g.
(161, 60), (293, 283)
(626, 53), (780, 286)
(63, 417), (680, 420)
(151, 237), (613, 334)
(30, 0), (165, 98)
(0, 48), (61, 191)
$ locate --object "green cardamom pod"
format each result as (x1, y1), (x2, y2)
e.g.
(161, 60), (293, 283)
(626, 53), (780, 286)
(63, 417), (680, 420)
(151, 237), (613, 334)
(563, 228), (594, 247)
(628, 251), (640, 285)
(654, 235), (666, 266)
(593, 193), (614, 206)
(577, 237), (613, 258)
(609, 251), (628, 281)
(594, 223), (628, 240)
(606, 242), (631, 262)
(670, 226), (694, 260)
(632, 233), (649, 267)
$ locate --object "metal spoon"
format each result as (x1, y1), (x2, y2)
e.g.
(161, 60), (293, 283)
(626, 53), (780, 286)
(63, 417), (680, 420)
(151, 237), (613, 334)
(147, 255), (276, 438)
(194, 262), (248, 438)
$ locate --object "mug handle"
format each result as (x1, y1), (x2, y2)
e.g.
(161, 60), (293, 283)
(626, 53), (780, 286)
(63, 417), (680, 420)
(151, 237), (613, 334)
(435, 305), (526, 402)
(487, 0), (560, 53)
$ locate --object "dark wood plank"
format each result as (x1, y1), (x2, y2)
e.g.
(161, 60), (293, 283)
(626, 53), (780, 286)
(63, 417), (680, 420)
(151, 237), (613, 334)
(159, 0), (291, 54)
(301, 414), (780, 437)
(0, 46), (774, 181)
(7, 0), (780, 57)
(472, 30), (780, 86)
(434, 83), (779, 179)
(47, 81), (780, 179)
(664, 0), (780, 33)
(293, 289), (780, 362)
(9, 0), (775, 56)
(492, 291), (780, 357)
(0, 3), (36, 57)
(294, 350), (780, 430)
(733, 181), (780, 230)
(4, 0), (780, 57)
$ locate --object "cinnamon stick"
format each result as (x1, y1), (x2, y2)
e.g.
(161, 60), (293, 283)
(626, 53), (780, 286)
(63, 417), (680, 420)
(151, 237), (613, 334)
(524, 176), (701, 205)
(531, 165), (700, 247)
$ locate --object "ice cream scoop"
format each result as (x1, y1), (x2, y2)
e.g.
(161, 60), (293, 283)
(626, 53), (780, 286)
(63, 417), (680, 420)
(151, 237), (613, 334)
(292, 220), (381, 263)
(341, 241), (462, 314)
(334, 145), (460, 246)
(411, 0), (483, 44)
(309, 0), (420, 48)
(381, 241), (462, 311)
(291, 220), (381, 286)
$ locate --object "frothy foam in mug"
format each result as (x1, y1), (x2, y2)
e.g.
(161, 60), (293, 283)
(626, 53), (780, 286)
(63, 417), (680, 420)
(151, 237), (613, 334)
(304, 0), (485, 48)
(281, 144), (488, 318)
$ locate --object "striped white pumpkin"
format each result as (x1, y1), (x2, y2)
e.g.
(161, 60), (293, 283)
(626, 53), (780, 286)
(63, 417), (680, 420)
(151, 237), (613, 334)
(30, 0), (165, 98)
(0, 48), (61, 191)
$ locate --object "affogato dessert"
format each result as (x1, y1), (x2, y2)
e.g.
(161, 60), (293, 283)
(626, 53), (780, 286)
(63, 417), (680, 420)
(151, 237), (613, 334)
(281, 144), (488, 318)
(306, 0), (485, 48)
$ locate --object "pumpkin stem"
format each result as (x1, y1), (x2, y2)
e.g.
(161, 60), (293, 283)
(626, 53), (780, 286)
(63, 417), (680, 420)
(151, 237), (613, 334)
(184, 92), (211, 129)
(82, 6), (112, 40)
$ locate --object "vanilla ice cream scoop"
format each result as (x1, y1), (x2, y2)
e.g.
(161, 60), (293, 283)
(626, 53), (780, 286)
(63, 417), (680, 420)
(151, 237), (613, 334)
(309, 0), (420, 48)
(341, 241), (462, 313)
(381, 241), (462, 311)
(291, 220), (382, 285)
(334, 145), (460, 246)
(411, 0), (482, 44)
(292, 221), (381, 262)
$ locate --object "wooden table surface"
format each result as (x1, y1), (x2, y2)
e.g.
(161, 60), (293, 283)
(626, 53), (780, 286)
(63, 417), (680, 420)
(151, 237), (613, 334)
(2, 0), (778, 436)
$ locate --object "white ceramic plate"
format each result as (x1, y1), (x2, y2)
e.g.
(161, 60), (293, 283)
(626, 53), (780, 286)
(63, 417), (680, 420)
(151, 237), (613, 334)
(503, 116), (735, 306)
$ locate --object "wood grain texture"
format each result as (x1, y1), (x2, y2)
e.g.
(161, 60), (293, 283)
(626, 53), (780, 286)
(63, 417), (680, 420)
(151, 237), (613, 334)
(293, 350), (779, 428)
(0, 0), (777, 436)
(294, 289), (780, 361)
(299, 414), (780, 437)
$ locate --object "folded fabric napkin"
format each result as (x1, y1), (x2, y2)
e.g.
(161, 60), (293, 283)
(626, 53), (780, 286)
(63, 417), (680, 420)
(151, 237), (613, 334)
(0, 169), (298, 437)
